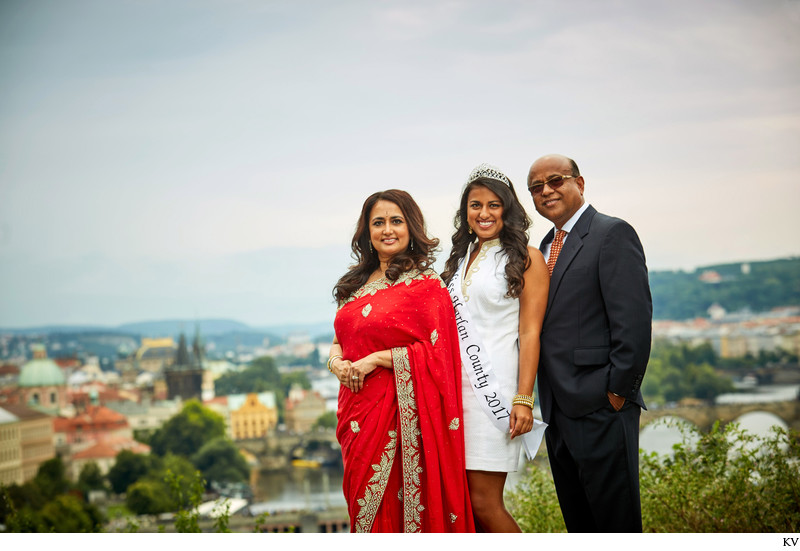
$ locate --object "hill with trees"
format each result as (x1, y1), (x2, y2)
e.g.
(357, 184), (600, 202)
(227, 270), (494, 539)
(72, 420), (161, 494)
(649, 257), (800, 320)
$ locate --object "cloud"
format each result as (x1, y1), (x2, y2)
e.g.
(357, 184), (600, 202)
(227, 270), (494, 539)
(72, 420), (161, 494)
(0, 0), (798, 325)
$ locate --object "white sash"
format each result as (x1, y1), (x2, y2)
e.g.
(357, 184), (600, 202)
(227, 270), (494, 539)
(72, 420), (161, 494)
(447, 252), (547, 460)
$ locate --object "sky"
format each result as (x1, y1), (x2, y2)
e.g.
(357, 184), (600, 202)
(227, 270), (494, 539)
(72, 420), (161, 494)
(1, 0), (798, 329)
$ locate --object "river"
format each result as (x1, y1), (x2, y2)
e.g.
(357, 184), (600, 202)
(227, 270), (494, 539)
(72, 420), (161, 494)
(249, 465), (346, 516)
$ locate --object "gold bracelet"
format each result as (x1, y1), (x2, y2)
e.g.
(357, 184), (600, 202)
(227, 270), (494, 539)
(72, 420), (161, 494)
(327, 355), (342, 373)
(512, 393), (534, 408)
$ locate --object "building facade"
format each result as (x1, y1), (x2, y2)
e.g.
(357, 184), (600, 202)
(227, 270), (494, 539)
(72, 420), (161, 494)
(0, 408), (23, 486)
(284, 386), (326, 434)
(0, 404), (55, 482)
(230, 393), (278, 440)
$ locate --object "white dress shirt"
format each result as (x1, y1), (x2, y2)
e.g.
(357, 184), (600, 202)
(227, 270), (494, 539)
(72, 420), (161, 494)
(543, 201), (590, 263)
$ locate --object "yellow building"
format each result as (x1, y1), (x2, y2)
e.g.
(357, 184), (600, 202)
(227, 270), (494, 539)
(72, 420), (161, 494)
(230, 393), (278, 440)
(0, 404), (55, 482)
(0, 407), (23, 486)
(136, 337), (178, 373)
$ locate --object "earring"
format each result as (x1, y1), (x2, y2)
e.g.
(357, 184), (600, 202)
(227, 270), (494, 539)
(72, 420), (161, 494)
(369, 242), (373, 253)
(468, 226), (473, 235)
(410, 240), (414, 251)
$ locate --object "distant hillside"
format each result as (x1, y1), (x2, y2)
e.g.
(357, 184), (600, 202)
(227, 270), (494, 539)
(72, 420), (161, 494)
(0, 318), (333, 340)
(116, 318), (253, 336)
(649, 257), (800, 320)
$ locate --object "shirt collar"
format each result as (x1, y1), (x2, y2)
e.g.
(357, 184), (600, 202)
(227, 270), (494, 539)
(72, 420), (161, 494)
(556, 202), (590, 235)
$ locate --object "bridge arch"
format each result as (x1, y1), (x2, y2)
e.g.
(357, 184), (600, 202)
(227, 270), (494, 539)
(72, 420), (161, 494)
(639, 415), (699, 456)
(640, 400), (800, 433)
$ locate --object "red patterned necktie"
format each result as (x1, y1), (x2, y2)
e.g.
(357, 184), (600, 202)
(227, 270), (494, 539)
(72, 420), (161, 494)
(547, 229), (567, 276)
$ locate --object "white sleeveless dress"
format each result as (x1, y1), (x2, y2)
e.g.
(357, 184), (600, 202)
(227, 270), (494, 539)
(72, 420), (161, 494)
(459, 238), (523, 472)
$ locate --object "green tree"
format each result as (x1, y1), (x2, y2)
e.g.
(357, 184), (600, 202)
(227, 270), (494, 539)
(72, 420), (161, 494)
(214, 356), (281, 395)
(167, 469), (205, 533)
(2, 481), (46, 517)
(107, 450), (155, 494)
(281, 371), (311, 391)
(0, 485), (43, 532)
(312, 410), (337, 430)
(124, 454), (198, 515)
(77, 462), (107, 494)
(191, 437), (250, 487)
(149, 400), (226, 457)
(642, 340), (734, 406)
(33, 456), (69, 500)
(39, 494), (103, 532)
(649, 257), (800, 320)
(125, 479), (173, 515)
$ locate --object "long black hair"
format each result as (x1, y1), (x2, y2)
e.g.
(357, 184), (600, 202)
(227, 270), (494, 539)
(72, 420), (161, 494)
(333, 189), (439, 303)
(441, 177), (531, 298)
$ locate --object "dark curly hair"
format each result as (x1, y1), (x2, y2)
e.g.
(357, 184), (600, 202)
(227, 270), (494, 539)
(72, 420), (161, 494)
(441, 177), (531, 298)
(333, 190), (439, 303)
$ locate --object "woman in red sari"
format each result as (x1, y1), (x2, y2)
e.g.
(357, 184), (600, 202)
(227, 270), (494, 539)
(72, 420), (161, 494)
(328, 190), (474, 533)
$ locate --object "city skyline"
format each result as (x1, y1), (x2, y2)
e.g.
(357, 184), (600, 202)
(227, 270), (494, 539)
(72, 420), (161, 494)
(1, 1), (798, 328)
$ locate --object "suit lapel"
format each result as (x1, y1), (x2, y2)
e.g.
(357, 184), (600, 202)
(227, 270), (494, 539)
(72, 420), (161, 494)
(540, 228), (554, 253)
(541, 205), (597, 318)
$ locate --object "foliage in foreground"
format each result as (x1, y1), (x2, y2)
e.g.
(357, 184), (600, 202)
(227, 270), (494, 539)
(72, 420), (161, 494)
(507, 422), (800, 533)
(1, 457), (104, 532)
(505, 461), (566, 532)
(640, 422), (800, 532)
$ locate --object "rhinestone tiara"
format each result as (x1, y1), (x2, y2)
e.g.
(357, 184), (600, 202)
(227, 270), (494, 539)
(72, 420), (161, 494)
(465, 163), (512, 187)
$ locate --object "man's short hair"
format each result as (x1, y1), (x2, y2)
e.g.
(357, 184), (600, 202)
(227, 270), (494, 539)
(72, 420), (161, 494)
(568, 158), (580, 177)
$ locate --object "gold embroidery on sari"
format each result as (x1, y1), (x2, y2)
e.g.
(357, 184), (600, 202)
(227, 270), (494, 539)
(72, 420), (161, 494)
(350, 421), (360, 433)
(450, 513), (457, 523)
(362, 304), (372, 317)
(392, 347), (424, 533)
(354, 430), (398, 533)
(339, 269), (442, 309)
(430, 329), (438, 346)
(449, 418), (460, 431)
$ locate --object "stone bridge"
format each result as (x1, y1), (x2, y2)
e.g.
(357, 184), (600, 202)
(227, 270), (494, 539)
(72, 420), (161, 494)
(237, 429), (340, 469)
(640, 400), (800, 433)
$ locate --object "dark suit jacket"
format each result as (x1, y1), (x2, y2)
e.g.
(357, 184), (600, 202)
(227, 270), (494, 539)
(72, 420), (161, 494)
(537, 205), (652, 420)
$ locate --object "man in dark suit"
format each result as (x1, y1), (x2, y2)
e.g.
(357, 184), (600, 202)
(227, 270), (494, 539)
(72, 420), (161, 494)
(527, 154), (652, 532)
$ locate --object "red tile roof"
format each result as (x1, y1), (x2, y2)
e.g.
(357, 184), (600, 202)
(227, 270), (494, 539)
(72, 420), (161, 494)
(71, 436), (150, 459)
(53, 405), (129, 433)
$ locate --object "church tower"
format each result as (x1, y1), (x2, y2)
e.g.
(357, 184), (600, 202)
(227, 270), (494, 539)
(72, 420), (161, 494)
(164, 328), (204, 401)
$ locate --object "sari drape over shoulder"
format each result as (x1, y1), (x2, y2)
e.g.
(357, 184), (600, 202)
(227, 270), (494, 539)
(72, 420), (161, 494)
(334, 269), (474, 533)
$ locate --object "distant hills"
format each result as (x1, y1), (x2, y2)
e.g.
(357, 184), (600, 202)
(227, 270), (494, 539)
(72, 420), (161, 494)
(2, 257), (798, 335)
(649, 257), (800, 320)
(0, 318), (334, 340)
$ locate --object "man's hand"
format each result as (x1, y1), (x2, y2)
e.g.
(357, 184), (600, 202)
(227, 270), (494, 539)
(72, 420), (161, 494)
(607, 390), (626, 411)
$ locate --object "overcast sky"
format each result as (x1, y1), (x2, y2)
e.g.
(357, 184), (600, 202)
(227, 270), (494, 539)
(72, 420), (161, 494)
(1, 0), (798, 329)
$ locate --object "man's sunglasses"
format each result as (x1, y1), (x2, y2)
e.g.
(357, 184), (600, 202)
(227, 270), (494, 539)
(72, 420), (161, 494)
(528, 174), (576, 195)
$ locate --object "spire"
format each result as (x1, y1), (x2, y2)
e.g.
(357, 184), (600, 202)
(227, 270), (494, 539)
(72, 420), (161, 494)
(192, 323), (204, 366)
(175, 333), (190, 366)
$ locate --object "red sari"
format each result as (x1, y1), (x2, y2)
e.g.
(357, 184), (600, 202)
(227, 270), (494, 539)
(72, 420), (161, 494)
(334, 269), (474, 533)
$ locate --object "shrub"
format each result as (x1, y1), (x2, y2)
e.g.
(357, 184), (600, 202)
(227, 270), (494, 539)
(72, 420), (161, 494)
(505, 461), (566, 533)
(507, 422), (800, 532)
(640, 422), (800, 532)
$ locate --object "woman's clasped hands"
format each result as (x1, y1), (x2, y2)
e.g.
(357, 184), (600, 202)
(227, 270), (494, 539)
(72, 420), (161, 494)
(332, 353), (383, 393)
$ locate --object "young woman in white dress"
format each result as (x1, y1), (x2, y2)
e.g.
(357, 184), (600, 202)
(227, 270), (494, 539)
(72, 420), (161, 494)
(442, 164), (549, 532)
